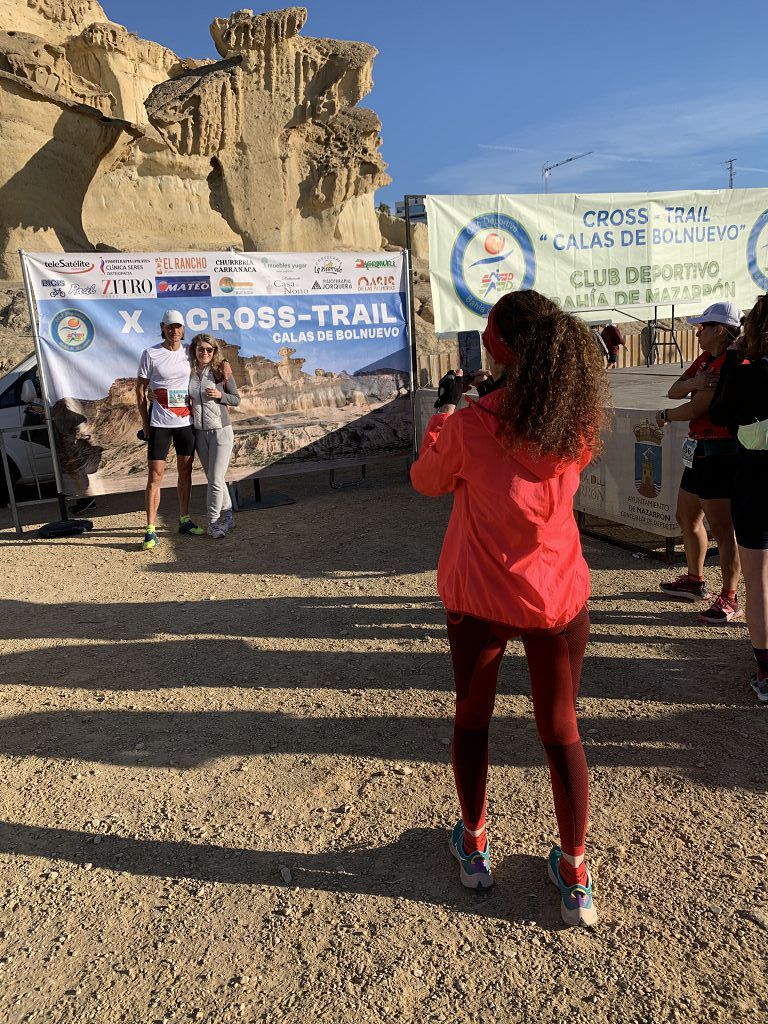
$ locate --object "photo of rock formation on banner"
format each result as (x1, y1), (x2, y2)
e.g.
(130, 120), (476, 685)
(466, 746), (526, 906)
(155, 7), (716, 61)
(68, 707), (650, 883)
(50, 341), (411, 494)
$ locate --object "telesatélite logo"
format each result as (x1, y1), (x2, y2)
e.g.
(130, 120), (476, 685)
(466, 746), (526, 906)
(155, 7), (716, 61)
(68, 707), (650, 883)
(450, 213), (536, 317)
(747, 209), (768, 291)
(50, 309), (95, 353)
(42, 259), (95, 274)
(156, 276), (211, 296)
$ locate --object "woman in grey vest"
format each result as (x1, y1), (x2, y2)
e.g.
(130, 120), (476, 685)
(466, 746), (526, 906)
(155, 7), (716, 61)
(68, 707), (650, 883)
(188, 334), (240, 538)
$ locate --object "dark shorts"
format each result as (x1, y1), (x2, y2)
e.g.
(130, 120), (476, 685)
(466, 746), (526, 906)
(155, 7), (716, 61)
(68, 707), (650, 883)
(679, 439), (738, 501)
(147, 425), (195, 461)
(732, 493), (768, 549)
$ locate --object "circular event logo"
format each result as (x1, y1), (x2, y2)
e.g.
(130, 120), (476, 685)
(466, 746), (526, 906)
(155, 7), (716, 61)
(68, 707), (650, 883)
(450, 212), (536, 317)
(219, 276), (235, 293)
(747, 209), (768, 291)
(51, 309), (95, 353)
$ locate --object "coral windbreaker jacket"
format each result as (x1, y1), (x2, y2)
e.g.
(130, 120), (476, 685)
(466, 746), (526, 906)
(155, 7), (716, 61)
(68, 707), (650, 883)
(410, 389), (592, 632)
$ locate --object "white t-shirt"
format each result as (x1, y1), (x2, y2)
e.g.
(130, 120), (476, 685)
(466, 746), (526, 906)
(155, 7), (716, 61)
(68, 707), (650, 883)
(137, 343), (192, 428)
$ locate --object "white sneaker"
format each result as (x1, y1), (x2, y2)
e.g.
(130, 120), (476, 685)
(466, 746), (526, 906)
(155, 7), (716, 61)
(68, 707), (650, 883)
(220, 509), (234, 533)
(207, 522), (226, 539)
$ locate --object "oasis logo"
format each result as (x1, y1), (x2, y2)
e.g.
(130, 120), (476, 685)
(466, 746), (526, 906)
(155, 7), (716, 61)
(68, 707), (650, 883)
(50, 309), (95, 353)
(355, 258), (396, 270)
(314, 256), (343, 275)
(156, 275), (211, 296)
(102, 278), (153, 296)
(357, 275), (396, 291)
(450, 213), (536, 317)
(43, 259), (94, 274)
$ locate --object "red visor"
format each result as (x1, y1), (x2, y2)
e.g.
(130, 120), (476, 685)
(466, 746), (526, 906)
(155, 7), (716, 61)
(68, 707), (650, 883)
(481, 305), (515, 365)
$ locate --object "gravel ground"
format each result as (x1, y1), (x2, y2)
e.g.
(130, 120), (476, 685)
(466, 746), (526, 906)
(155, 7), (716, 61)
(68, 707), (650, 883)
(0, 462), (766, 1024)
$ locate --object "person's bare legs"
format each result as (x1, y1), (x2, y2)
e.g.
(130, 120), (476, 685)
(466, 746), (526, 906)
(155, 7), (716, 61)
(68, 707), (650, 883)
(739, 546), (768, 651)
(701, 497), (740, 592)
(145, 460), (165, 526)
(176, 455), (193, 519)
(676, 488), (707, 578)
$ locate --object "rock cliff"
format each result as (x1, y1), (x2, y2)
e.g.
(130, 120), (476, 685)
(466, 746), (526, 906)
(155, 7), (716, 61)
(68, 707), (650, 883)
(0, 3), (390, 276)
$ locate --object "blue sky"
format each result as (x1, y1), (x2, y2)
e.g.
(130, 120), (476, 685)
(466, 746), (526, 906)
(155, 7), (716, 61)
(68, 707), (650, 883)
(104, 1), (768, 204)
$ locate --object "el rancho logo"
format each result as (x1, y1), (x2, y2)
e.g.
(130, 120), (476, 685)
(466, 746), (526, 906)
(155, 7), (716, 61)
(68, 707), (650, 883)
(42, 259), (94, 274)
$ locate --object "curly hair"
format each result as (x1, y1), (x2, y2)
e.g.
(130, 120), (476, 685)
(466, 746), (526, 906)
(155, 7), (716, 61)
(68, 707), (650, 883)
(742, 294), (768, 359)
(189, 333), (229, 382)
(490, 290), (610, 460)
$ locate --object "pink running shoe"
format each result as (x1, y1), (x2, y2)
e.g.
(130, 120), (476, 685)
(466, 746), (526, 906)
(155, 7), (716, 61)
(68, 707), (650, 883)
(698, 595), (744, 625)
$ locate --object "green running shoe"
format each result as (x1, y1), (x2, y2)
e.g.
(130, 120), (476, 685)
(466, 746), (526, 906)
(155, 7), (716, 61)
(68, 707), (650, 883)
(178, 516), (204, 536)
(142, 528), (159, 551)
(547, 845), (598, 928)
(449, 820), (494, 890)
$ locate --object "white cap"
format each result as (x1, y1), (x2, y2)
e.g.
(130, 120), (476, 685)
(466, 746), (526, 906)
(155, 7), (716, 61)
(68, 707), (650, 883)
(687, 301), (743, 328)
(161, 309), (185, 326)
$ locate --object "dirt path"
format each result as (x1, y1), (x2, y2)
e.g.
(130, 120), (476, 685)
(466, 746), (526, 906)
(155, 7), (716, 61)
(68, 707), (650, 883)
(0, 462), (766, 1024)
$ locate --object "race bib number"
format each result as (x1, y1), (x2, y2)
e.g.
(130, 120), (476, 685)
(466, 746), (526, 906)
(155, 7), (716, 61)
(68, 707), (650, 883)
(682, 437), (697, 469)
(167, 389), (188, 408)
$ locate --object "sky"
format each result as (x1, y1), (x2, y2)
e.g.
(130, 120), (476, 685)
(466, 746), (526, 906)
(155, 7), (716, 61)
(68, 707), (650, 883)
(103, 0), (768, 205)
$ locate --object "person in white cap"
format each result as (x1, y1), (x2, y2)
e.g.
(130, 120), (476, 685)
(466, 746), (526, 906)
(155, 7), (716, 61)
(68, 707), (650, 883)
(135, 310), (204, 551)
(655, 301), (742, 623)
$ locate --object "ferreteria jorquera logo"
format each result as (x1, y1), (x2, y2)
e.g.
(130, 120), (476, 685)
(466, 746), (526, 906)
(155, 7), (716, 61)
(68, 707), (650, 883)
(450, 212), (536, 317)
(747, 209), (768, 291)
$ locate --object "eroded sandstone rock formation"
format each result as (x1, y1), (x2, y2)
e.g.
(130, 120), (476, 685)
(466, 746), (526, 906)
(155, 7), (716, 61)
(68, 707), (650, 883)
(0, 2), (390, 276)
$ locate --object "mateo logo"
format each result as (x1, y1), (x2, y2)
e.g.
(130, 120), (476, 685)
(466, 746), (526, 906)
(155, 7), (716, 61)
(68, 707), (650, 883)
(43, 259), (95, 274)
(155, 275), (211, 296)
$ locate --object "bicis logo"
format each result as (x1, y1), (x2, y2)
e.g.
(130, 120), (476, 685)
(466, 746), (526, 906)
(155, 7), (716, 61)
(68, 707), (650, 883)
(450, 213), (536, 317)
(43, 259), (94, 274)
(50, 309), (95, 353)
(314, 256), (343, 275)
(156, 276), (211, 296)
(41, 279), (64, 288)
(747, 209), (768, 291)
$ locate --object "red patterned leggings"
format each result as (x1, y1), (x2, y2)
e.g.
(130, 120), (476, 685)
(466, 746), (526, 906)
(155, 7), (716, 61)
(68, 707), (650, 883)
(446, 605), (590, 857)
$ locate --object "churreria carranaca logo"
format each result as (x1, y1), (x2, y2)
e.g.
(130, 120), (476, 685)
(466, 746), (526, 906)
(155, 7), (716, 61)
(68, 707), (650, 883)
(450, 212), (536, 317)
(633, 419), (664, 498)
(51, 309), (95, 353)
(747, 209), (768, 291)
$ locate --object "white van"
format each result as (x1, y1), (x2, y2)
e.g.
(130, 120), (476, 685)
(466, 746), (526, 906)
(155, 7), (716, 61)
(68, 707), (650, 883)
(0, 354), (55, 505)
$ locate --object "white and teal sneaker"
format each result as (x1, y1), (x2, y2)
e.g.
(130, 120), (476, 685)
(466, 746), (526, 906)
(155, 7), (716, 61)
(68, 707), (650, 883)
(750, 674), (768, 703)
(547, 845), (598, 928)
(449, 820), (494, 891)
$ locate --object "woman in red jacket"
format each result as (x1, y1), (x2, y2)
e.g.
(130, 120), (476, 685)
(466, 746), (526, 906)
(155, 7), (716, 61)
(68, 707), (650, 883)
(411, 289), (608, 927)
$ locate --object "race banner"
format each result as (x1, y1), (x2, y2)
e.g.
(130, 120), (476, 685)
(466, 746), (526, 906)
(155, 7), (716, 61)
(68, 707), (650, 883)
(24, 251), (411, 495)
(426, 188), (768, 333)
(574, 412), (688, 538)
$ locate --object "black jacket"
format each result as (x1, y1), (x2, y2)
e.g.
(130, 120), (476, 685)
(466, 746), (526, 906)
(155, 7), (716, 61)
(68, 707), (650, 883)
(709, 351), (768, 429)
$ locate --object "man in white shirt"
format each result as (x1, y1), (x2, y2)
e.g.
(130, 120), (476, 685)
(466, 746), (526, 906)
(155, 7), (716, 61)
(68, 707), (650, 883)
(135, 310), (204, 550)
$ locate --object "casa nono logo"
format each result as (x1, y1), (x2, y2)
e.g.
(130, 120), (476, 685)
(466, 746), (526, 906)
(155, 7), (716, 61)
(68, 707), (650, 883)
(633, 419), (664, 498)
(156, 275), (211, 296)
(314, 256), (343, 275)
(450, 212), (536, 317)
(51, 309), (95, 353)
(747, 208), (768, 291)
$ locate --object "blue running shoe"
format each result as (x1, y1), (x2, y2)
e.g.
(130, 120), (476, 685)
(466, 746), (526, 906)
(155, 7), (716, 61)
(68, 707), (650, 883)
(547, 845), (598, 928)
(750, 674), (768, 703)
(449, 820), (494, 890)
(142, 527), (159, 551)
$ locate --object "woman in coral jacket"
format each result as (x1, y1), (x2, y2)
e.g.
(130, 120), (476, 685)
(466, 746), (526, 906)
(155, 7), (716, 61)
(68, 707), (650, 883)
(410, 289), (608, 927)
